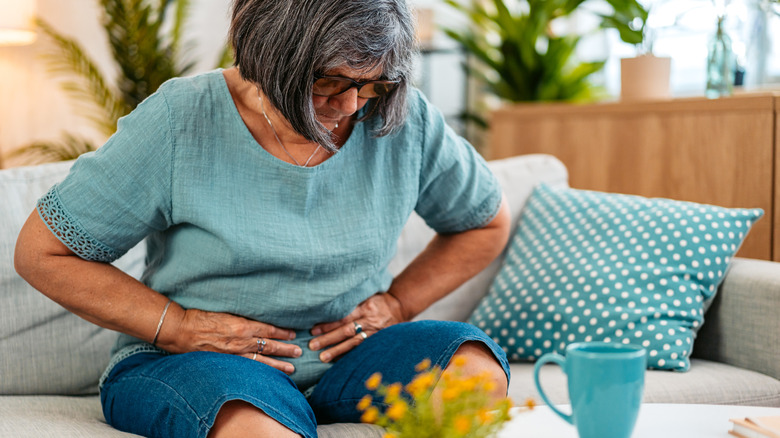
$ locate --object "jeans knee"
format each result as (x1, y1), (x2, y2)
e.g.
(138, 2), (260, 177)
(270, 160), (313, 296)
(448, 341), (509, 397)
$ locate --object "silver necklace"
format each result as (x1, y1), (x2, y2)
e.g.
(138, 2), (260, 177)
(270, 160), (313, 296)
(257, 87), (320, 167)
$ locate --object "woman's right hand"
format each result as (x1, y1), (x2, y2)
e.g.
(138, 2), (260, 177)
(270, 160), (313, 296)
(157, 307), (302, 375)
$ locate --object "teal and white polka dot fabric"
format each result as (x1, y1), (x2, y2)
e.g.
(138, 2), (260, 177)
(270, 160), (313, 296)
(470, 184), (763, 371)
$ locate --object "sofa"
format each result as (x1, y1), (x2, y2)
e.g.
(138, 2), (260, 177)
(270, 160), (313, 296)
(1, 154), (779, 438)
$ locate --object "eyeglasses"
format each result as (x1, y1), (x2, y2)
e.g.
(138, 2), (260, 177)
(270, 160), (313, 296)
(312, 74), (400, 99)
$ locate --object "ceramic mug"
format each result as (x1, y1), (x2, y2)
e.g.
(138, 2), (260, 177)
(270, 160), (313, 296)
(533, 342), (647, 438)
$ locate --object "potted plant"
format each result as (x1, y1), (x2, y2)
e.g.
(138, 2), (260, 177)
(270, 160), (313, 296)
(8, 0), (231, 164)
(619, 2), (673, 102)
(442, 0), (648, 115)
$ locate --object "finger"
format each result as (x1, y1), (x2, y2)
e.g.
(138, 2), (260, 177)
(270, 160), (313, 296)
(251, 322), (296, 341)
(309, 321), (359, 351)
(311, 313), (358, 336)
(319, 333), (368, 363)
(246, 338), (302, 359)
(242, 353), (296, 375)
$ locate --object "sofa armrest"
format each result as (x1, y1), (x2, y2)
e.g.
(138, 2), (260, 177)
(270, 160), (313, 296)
(693, 258), (780, 380)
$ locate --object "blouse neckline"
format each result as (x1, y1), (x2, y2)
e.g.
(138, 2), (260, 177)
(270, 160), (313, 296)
(213, 69), (362, 172)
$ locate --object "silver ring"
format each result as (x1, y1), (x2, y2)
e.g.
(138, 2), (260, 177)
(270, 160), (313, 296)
(256, 338), (266, 354)
(359, 331), (368, 340)
(353, 322), (363, 335)
(252, 352), (257, 361)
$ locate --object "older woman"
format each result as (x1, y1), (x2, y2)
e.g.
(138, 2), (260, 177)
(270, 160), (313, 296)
(14, 0), (511, 437)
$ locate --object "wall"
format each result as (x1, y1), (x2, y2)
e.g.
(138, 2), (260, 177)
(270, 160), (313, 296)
(0, 0), (232, 168)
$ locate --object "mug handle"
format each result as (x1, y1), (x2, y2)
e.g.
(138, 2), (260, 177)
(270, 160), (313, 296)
(533, 353), (573, 425)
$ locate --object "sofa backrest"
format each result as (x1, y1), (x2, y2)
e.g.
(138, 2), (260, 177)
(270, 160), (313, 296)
(0, 153), (567, 395)
(0, 160), (145, 395)
(397, 154), (569, 322)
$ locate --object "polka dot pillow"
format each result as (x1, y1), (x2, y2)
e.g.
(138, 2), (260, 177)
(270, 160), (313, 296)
(470, 184), (763, 371)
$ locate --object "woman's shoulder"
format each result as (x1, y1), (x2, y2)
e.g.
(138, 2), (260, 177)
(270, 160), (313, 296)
(158, 69), (224, 92)
(152, 70), (227, 108)
(388, 86), (447, 141)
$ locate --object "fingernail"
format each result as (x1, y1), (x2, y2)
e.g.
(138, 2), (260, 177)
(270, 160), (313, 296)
(294, 347), (302, 357)
(309, 341), (320, 350)
(311, 327), (322, 335)
(288, 332), (296, 340)
(285, 365), (295, 374)
(320, 353), (331, 363)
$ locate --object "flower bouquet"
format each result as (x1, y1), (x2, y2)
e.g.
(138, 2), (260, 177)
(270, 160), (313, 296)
(357, 357), (531, 438)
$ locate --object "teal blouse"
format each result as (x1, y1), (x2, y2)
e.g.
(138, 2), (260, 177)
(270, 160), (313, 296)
(37, 70), (502, 390)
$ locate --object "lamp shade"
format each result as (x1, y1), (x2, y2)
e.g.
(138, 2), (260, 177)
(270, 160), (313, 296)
(0, 0), (37, 46)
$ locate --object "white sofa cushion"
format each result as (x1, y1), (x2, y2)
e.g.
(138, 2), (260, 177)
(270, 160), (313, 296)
(516, 359), (780, 407)
(0, 396), (384, 437)
(401, 153), (569, 322)
(0, 160), (144, 395)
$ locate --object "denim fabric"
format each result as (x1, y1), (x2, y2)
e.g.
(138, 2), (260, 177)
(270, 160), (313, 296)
(101, 352), (318, 438)
(309, 320), (511, 424)
(100, 321), (509, 438)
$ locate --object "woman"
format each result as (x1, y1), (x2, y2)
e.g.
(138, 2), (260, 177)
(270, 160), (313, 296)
(14, 0), (512, 437)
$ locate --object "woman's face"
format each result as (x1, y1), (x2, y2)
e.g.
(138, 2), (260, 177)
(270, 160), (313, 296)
(311, 65), (383, 130)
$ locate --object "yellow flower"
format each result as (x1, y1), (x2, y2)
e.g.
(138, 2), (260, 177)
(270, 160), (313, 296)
(386, 401), (408, 421)
(477, 408), (494, 424)
(405, 371), (436, 398)
(415, 358), (432, 372)
(442, 386), (462, 401)
(361, 406), (379, 424)
(384, 383), (403, 403)
(524, 397), (536, 409)
(452, 355), (468, 367)
(356, 395), (372, 411)
(454, 415), (471, 435)
(462, 376), (479, 392)
(383, 434), (398, 438)
(365, 372), (382, 390)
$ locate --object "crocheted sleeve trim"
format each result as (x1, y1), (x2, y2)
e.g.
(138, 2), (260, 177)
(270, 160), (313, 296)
(36, 185), (124, 263)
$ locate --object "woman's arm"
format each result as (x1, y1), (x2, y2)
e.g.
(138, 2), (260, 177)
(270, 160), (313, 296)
(14, 210), (302, 374)
(386, 194), (511, 320)
(310, 195), (511, 361)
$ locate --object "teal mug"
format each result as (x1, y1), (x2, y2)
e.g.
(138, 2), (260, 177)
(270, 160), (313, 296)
(533, 342), (647, 438)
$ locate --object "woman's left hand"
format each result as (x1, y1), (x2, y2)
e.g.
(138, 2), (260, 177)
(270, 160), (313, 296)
(308, 292), (404, 363)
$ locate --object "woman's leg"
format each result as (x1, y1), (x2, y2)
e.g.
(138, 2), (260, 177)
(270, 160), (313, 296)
(308, 320), (510, 424)
(438, 340), (509, 401)
(100, 351), (317, 438)
(210, 401), (301, 438)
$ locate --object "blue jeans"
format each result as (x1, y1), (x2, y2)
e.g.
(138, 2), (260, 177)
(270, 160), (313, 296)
(100, 320), (510, 438)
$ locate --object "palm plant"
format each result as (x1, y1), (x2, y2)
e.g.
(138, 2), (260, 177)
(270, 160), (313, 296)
(9, 0), (232, 164)
(443, 0), (648, 104)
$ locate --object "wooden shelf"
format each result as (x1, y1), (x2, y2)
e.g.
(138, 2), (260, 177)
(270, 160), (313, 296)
(487, 93), (779, 261)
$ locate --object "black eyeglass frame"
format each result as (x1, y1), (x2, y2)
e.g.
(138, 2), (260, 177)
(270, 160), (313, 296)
(312, 74), (400, 99)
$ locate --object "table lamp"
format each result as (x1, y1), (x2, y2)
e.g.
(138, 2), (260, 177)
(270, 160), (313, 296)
(0, 0), (37, 46)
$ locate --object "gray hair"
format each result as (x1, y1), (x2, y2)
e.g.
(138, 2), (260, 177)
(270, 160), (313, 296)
(229, 0), (417, 152)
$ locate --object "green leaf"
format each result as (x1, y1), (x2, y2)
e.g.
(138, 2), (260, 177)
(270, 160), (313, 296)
(601, 0), (648, 45)
(7, 134), (98, 165)
(31, 0), (202, 162)
(441, 0), (629, 106)
(36, 18), (123, 136)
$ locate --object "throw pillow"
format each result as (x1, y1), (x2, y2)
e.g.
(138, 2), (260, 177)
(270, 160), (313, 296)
(470, 183), (763, 371)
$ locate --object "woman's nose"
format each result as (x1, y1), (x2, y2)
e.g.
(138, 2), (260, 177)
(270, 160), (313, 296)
(329, 87), (360, 115)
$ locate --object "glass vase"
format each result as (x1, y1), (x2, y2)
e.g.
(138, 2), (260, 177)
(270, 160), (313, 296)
(706, 15), (735, 98)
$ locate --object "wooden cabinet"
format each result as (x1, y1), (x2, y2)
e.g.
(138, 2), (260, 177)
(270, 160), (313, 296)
(487, 93), (780, 261)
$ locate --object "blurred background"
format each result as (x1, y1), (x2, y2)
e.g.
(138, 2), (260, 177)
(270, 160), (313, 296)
(1, 0), (779, 167)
